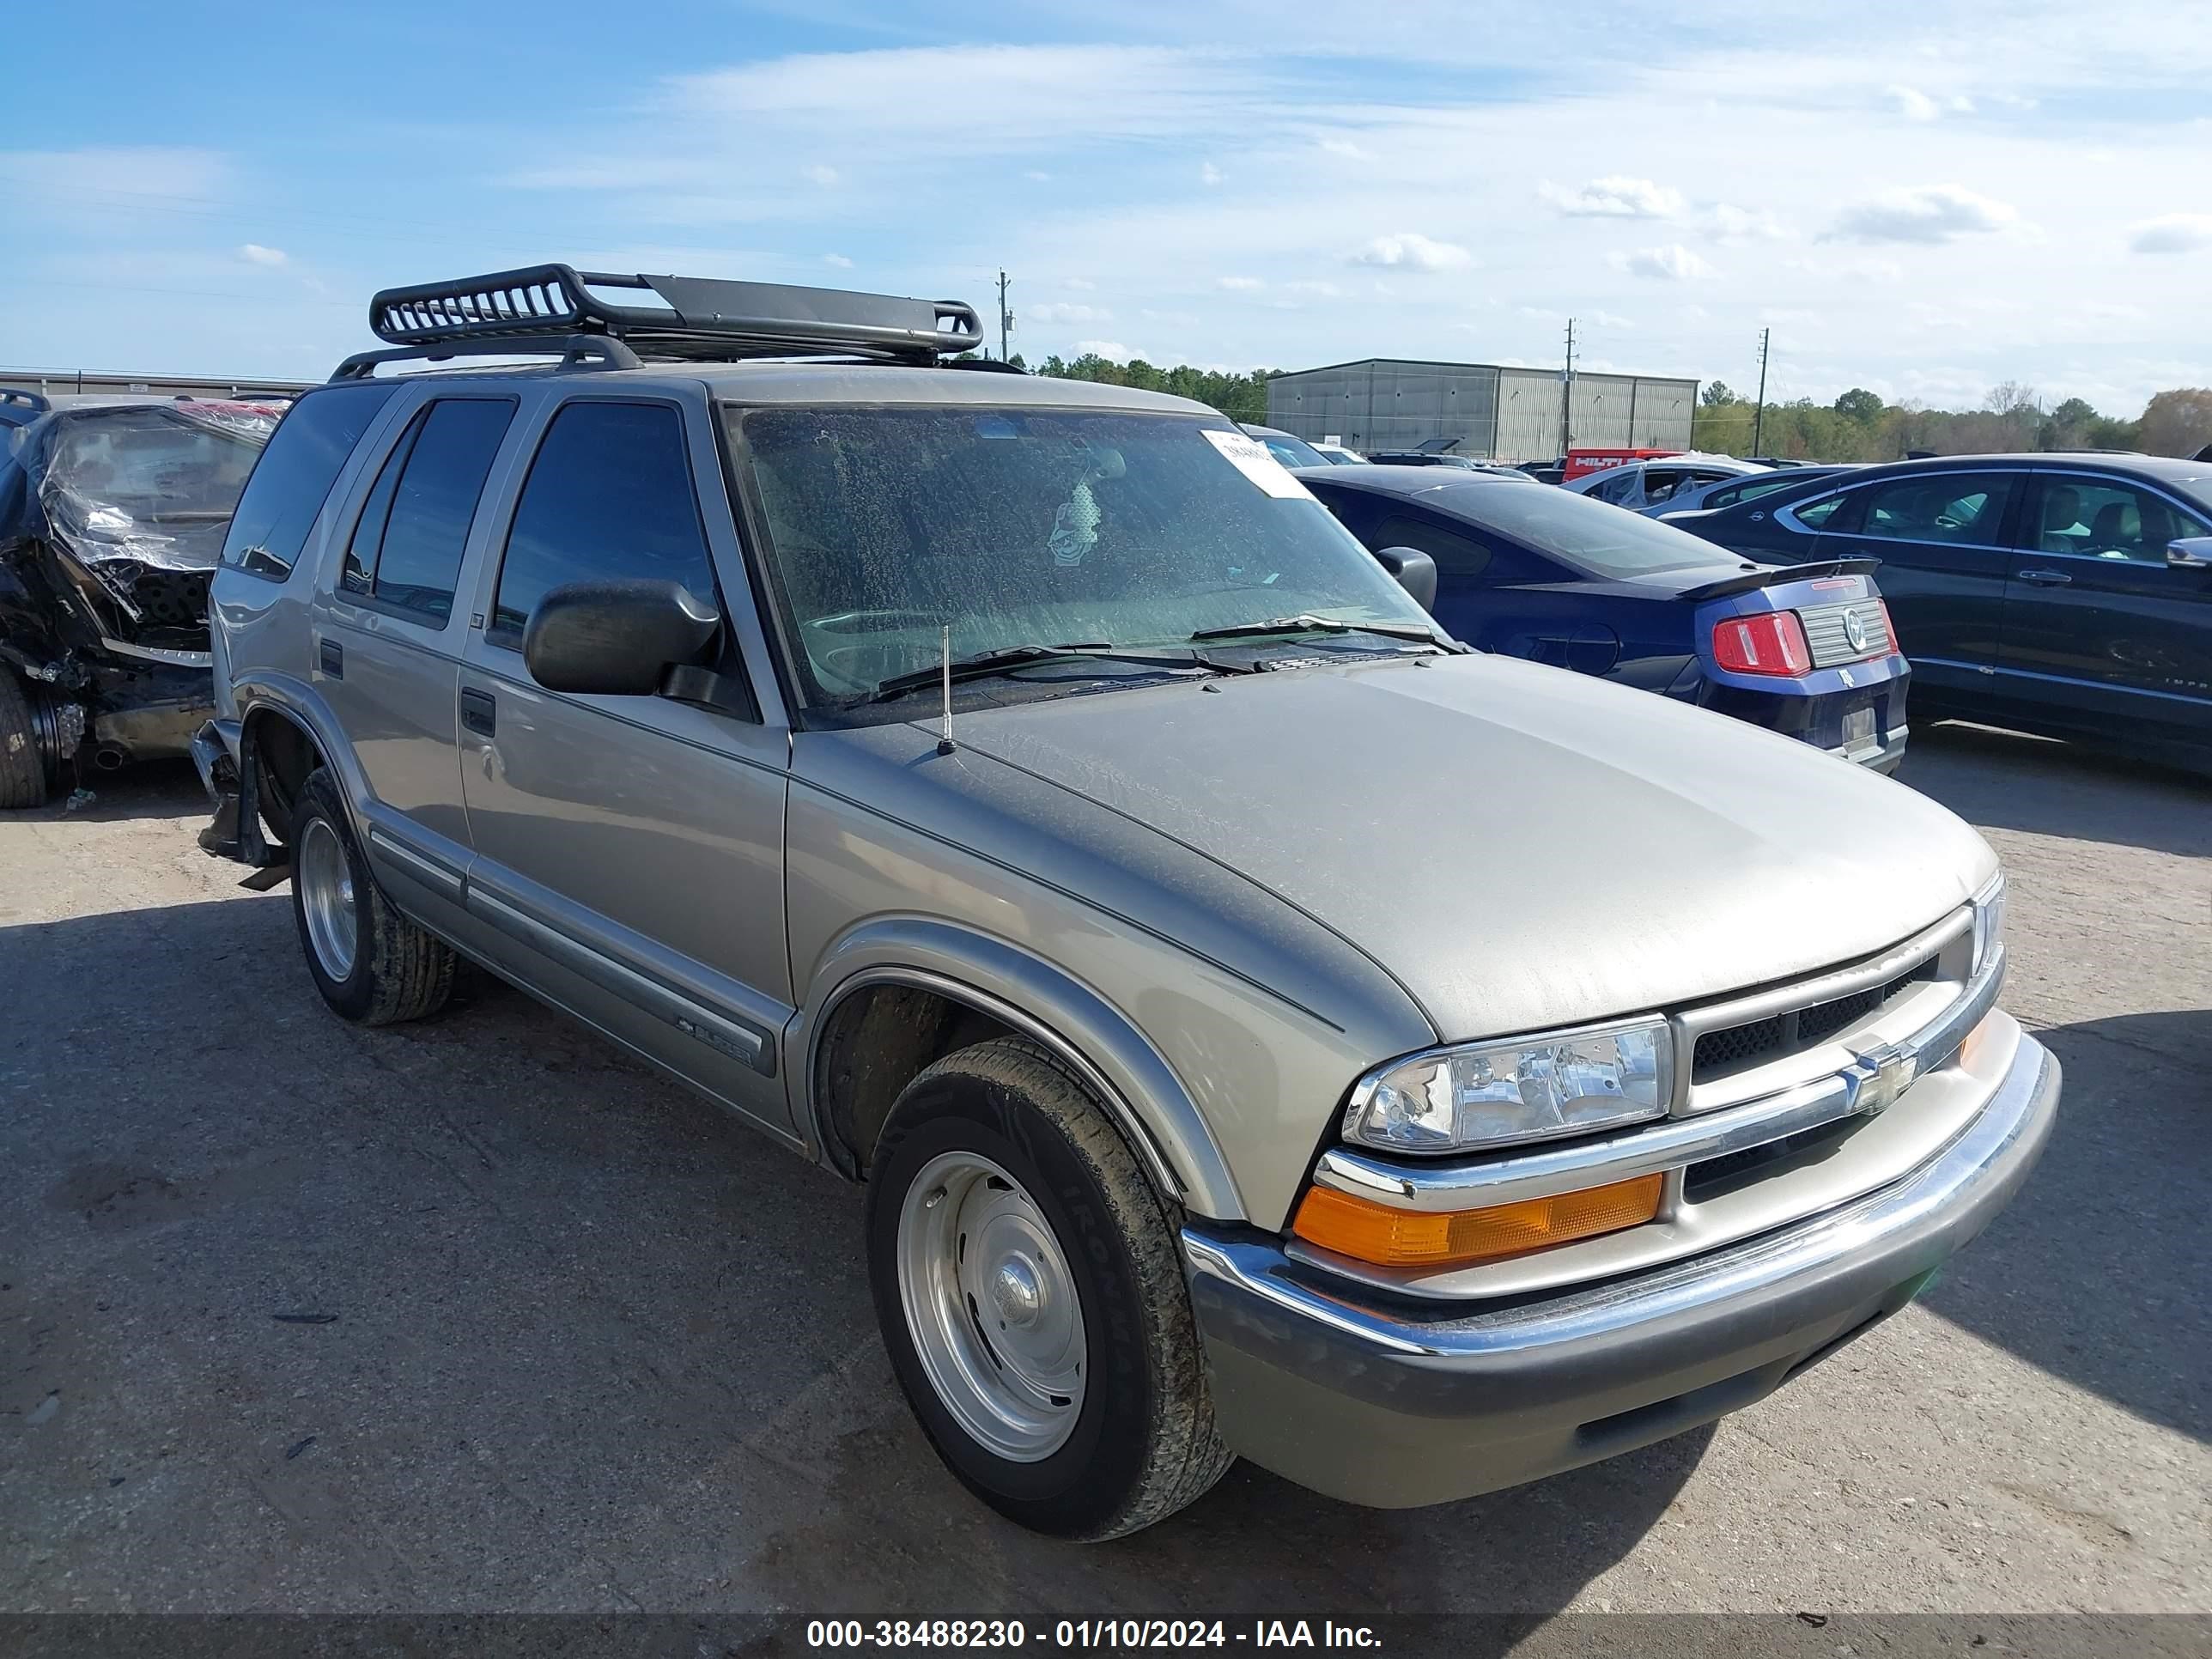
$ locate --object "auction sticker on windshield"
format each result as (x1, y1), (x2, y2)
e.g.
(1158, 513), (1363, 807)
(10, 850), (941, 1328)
(1201, 428), (1314, 500)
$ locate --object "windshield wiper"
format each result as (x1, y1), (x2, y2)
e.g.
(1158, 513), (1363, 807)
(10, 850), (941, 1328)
(1188, 614), (1457, 648)
(866, 642), (1216, 703)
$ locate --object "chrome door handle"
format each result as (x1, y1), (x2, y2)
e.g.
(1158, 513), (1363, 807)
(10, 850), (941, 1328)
(2016, 568), (2073, 586)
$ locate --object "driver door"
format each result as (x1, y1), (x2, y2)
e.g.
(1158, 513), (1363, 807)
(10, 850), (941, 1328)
(454, 390), (796, 1139)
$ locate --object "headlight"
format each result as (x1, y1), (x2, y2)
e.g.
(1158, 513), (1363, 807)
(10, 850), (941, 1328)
(1971, 872), (2006, 978)
(1343, 1018), (1672, 1155)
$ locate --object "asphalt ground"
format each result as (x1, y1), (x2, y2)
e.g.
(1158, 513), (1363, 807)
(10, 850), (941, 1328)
(2, 723), (2206, 1624)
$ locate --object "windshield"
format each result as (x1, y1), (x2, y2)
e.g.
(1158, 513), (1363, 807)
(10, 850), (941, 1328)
(1446, 477), (1739, 579)
(731, 405), (1434, 707)
(46, 406), (274, 518)
(1249, 429), (1329, 469)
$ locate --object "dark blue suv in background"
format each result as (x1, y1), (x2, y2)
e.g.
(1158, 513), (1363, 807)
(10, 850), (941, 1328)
(1680, 453), (2212, 774)
(1302, 465), (1910, 771)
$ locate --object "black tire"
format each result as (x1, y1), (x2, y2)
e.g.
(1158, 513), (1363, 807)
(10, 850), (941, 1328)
(289, 768), (457, 1025)
(0, 670), (53, 809)
(866, 1036), (1233, 1539)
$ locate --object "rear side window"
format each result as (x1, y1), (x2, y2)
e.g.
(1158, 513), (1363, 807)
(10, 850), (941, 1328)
(222, 382), (400, 579)
(341, 398), (514, 623)
(1792, 494), (1846, 528)
(493, 401), (718, 635)
(1855, 472), (2017, 549)
(1587, 468), (1639, 504)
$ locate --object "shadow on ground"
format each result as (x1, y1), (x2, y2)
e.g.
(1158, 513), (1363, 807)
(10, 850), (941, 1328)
(1920, 1007), (2210, 1446)
(3, 894), (1699, 1614)
(1898, 723), (2210, 857)
(24, 759), (207, 826)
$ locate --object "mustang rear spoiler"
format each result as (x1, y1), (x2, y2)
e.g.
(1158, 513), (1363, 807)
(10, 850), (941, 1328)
(1680, 558), (1882, 603)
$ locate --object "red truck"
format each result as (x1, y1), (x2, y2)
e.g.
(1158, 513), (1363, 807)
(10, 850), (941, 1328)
(1561, 445), (1682, 483)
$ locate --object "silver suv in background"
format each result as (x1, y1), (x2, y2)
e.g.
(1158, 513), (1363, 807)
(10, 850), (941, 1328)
(200, 265), (2057, 1538)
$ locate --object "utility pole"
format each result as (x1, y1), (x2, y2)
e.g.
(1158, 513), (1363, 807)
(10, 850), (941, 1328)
(1750, 326), (1771, 458)
(1559, 317), (1576, 458)
(997, 270), (1012, 363)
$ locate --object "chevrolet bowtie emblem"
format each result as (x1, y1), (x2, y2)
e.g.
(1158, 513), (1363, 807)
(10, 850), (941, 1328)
(1848, 1043), (1919, 1115)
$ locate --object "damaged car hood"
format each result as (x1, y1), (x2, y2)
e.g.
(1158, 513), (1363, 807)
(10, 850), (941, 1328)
(935, 652), (1996, 1042)
(0, 401), (278, 666)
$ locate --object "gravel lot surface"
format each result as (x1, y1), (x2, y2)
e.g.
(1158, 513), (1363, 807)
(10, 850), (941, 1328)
(3, 724), (2206, 1619)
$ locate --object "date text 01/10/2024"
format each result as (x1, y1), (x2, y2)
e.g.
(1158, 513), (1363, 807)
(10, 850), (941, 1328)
(805, 1620), (1382, 1648)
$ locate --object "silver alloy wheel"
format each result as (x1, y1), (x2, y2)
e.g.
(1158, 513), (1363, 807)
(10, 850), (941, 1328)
(297, 817), (360, 981)
(896, 1150), (1087, 1462)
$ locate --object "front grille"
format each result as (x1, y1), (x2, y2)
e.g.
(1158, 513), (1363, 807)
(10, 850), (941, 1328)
(1690, 960), (1936, 1084)
(1799, 599), (1891, 667)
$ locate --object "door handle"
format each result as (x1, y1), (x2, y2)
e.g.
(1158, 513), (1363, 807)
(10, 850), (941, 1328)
(319, 638), (343, 679)
(459, 688), (496, 738)
(2016, 568), (2073, 586)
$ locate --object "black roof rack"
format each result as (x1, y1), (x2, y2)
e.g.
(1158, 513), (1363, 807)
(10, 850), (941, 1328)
(331, 264), (984, 380)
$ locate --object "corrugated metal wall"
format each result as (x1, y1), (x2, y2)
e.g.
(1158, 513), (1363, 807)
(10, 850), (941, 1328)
(1629, 379), (1695, 447)
(1266, 361), (1499, 454)
(1494, 369), (1565, 463)
(1269, 359), (1698, 462)
(1570, 374), (1638, 448)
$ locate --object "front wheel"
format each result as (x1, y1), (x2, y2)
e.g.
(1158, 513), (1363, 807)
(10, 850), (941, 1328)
(866, 1037), (1232, 1539)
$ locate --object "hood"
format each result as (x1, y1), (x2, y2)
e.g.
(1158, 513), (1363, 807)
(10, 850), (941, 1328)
(939, 653), (1995, 1042)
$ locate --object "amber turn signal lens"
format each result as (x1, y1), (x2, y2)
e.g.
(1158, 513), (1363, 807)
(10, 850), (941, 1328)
(1292, 1173), (1665, 1269)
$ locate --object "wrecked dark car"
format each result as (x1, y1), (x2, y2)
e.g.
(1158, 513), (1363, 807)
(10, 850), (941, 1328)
(0, 398), (281, 805)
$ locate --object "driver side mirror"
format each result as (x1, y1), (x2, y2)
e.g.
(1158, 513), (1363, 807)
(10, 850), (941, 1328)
(524, 579), (720, 696)
(1370, 545), (1439, 612)
(2166, 537), (2212, 570)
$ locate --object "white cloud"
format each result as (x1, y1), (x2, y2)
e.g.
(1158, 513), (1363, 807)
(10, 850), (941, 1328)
(1826, 185), (2021, 245)
(822, 252), (853, 267)
(1703, 203), (1790, 243)
(1286, 280), (1342, 297)
(1590, 309), (1634, 328)
(1789, 253), (1904, 283)
(1216, 275), (1262, 290)
(1023, 169), (1051, 181)
(1062, 277), (1096, 290)
(1029, 301), (1110, 323)
(238, 243), (288, 267)
(1351, 232), (1473, 270)
(1318, 137), (1372, 161)
(1072, 338), (1143, 362)
(1609, 244), (1715, 281)
(1888, 85), (1942, 122)
(802, 163), (839, 186)
(2129, 212), (2212, 254)
(1200, 161), (1223, 185)
(1539, 175), (1683, 218)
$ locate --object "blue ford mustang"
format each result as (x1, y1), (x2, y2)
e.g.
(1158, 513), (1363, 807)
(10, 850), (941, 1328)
(1301, 465), (1911, 772)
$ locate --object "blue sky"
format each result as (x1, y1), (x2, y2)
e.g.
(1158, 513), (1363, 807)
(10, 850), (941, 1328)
(3, 0), (2209, 414)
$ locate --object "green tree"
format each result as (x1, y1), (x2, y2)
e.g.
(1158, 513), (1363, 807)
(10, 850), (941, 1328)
(1832, 387), (1883, 424)
(1700, 381), (1738, 407)
(2140, 388), (2212, 458)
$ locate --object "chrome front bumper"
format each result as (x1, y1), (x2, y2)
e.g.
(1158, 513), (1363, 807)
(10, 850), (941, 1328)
(1181, 1027), (2058, 1510)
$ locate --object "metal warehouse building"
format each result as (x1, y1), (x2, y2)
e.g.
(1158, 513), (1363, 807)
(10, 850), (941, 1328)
(1265, 358), (1698, 464)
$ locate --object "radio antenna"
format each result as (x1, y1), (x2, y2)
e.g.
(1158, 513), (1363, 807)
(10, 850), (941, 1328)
(937, 625), (957, 755)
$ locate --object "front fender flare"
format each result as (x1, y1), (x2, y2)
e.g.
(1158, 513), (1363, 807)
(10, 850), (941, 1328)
(791, 916), (1247, 1223)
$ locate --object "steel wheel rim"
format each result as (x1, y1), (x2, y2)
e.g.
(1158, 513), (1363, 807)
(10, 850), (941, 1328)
(896, 1150), (1086, 1462)
(298, 818), (359, 981)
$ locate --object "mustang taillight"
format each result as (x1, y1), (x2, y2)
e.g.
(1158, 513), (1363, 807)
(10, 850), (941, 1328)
(1711, 611), (1812, 677)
